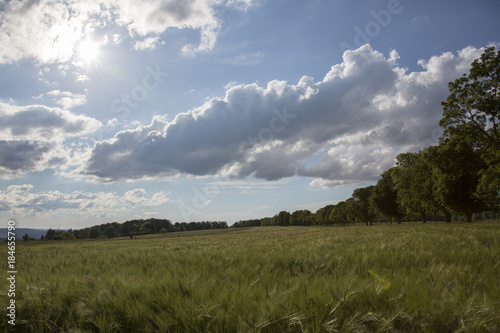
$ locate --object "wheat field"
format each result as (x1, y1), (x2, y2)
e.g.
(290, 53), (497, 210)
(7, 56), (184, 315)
(2, 222), (500, 332)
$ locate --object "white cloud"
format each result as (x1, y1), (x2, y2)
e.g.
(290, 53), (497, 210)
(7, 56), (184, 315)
(0, 0), (256, 64)
(0, 184), (169, 219)
(45, 90), (88, 109)
(76, 74), (90, 82)
(181, 21), (220, 56)
(123, 188), (169, 206)
(133, 36), (162, 50)
(83, 45), (485, 185)
(104, 33), (123, 45)
(0, 101), (100, 177)
(224, 81), (239, 90)
(0, 101), (100, 141)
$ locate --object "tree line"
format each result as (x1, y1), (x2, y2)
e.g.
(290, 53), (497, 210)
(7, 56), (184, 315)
(44, 219), (228, 240)
(233, 47), (500, 227)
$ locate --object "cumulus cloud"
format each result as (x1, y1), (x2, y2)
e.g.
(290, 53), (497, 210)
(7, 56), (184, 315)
(0, 101), (100, 177)
(0, 102), (100, 141)
(83, 45), (484, 185)
(0, 184), (169, 218)
(0, 0), (255, 64)
(0, 141), (50, 173)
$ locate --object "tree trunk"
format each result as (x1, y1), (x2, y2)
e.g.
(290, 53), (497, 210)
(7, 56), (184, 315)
(466, 212), (473, 223)
(421, 212), (427, 223)
(445, 211), (452, 223)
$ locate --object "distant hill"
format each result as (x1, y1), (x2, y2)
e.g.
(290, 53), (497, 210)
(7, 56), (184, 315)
(0, 228), (49, 241)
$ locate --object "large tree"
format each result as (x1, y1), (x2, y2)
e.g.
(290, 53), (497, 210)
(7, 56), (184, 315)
(351, 186), (377, 225)
(104, 226), (117, 238)
(369, 168), (405, 223)
(329, 199), (355, 226)
(89, 226), (101, 239)
(419, 146), (452, 222)
(440, 46), (500, 206)
(425, 136), (485, 222)
(290, 209), (314, 226)
(272, 211), (291, 226)
(392, 152), (436, 223)
(315, 205), (335, 225)
(440, 46), (500, 149)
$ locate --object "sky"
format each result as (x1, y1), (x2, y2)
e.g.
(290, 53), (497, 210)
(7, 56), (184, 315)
(1, 0), (499, 229)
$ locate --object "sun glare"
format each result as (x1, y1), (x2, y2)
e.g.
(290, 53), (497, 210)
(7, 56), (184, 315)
(77, 39), (100, 63)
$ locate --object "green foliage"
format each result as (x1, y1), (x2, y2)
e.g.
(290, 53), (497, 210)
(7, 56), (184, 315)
(370, 168), (404, 223)
(351, 186), (376, 225)
(45, 219), (229, 240)
(424, 136), (485, 222)
(89, 226), (101, 239)
(104, 226), (117, 238)
(277, 211), (291, 226)
(329, 200), (354, 225)
(440, 46), (500, 149)
(392, 152), (436, 222)
(315, 205), (335, 225)
(290, 210), (314, 226)
(52, 232), (76, 241)
(232, 219), (261, 228)
(440, 45), (500, 209)
(45, 229), (56, 240)
(5, 224), (500, 332)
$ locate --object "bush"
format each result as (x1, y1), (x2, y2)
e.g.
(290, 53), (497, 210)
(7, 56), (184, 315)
(52, 232), (76, 241)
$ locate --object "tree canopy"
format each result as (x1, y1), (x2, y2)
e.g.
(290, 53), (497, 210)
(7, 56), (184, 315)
(440, 46), (500, 200)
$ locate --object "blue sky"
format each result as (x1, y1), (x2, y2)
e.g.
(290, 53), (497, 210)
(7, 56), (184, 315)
(1, 0), (499, 229)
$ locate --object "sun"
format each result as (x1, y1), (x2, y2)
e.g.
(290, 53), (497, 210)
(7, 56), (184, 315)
(77, 38), (100, 63)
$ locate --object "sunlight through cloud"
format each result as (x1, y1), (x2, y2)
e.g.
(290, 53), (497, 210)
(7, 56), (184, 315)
(77, 38), (100, 64)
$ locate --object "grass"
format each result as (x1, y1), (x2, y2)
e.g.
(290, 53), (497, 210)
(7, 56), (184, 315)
(2, 222), (500, 332)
